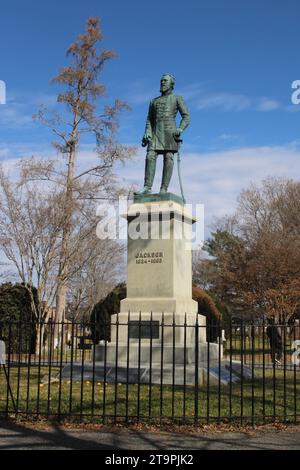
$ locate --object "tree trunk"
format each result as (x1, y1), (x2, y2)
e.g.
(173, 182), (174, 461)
(55, 129), (77, 325)
(35, 322), (45, 357)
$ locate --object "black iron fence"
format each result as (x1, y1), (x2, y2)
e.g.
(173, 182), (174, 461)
(0, 316), (299, 426)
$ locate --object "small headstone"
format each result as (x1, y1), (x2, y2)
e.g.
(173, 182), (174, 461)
(0, 340), (5, 365)
(41, 375), (59, 385)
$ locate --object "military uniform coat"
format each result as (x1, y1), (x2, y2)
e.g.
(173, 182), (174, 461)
(144, 93), (190, 152)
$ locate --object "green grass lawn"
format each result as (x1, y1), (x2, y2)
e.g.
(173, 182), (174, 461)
(224, 336), (297, 366)
(0, 365), (299, 425)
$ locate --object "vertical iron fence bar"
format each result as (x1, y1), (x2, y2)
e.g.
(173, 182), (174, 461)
(3, 362), (17, 415)
(91, 319), (97, 421)
(58, 319), (65, 420)
(229, 320), (233, 422)
(206, 323), (210, 425)
(148, 311), (153, 421)
(16, 320), (22, 413)
(183, 313), (187, 424)
(159, 313), (165, 426)
(69, 321), (75, 416)
(293, 322), (297, 422)
(75, 323), (78, 363)
(137, 312), (142, 423)
(272, 325), (276, 423)
(25, 323), (32, 417)
(283, 321), (287, 423)
(102, 316), (108, 424)
(56, 322), (60, 366)
(240, 317), (244, 425)
(114, 313), (120, 424)
(1, 325), (16, 413)
(234, 326), (237, 351)
(259, 322), (262, 366)
(251, 320), (255, 426)
(79, 322), (86, 421)
(0, 323), (2, 415)
(194, 315), (199, 425)
(42, 323), (46, 366)
(218, 321), (221, 423)
(125, 311), (131, 424)
(36, 320), (43, 417)
(63, 322), (66, 365)
(33, 327), (37, 367)
(262, 318), (266, 422)
(171, 312), (175, 423)
(5, 322), (12, 417)
(47, 319), (54, 416)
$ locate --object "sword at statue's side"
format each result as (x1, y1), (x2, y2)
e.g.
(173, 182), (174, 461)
(175, 138), (186, 204)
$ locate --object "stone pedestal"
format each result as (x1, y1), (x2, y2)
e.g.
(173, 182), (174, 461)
(119, 197), (204, 354)
(95, 195), (217, 378)
(120, 197), (198, 318)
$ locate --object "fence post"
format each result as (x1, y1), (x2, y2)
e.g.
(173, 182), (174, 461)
(194, 315), (199, 425)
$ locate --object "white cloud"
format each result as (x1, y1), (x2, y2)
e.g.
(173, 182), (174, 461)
(125, 80), (157, 105)
(181, 145), (300, 229)
(0, 141), (52, 161)
(256, 97), (281, 112)
(0, 105), (33, 127)
(0, 148), (9, 158)
(0, 91), (59, 129)
(196, 92), (252, 111)
(30, 93), (58, 107)
(195, 92), (281, 113)
(1, 139), (299, 239)
(170, 82), (283, 113)
(117, 144), (300, 236)
(218, 133), (240, 141)
(176, 82), (207, 100)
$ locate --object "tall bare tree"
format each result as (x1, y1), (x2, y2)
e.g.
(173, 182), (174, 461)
(30, 17), (134, 321)
(0, 166), (62, 321)
(67, 234), (125, 321)
(0, 161), (127, 352)
(195, 178), (300, 321)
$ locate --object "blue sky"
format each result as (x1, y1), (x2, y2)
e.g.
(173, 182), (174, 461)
(1, 0), (300, 232)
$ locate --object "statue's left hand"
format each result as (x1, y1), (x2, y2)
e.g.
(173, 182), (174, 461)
(173, 128), (182, 139)
(142, 133), (151, 147)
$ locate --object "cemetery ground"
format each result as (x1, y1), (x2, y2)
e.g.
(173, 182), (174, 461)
(0, 364), (299, 426)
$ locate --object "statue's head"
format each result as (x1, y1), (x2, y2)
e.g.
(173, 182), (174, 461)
(160, 73), (175, 94)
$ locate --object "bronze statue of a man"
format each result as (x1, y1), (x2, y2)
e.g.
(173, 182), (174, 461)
(135, 73), (190, 195)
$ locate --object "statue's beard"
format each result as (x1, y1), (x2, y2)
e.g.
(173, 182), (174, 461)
(161, 85), (171, 93)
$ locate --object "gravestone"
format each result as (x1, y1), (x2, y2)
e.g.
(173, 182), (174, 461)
(0, 340), (5, 365)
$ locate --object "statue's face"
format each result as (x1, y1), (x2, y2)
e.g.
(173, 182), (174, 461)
(160, 75), (173, 94)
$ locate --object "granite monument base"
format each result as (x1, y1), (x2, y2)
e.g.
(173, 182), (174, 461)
(60, 359), (252, 386)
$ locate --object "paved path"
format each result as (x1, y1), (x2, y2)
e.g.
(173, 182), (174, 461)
(0, 422), (300, 450)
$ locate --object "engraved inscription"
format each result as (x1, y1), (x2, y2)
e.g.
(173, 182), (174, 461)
(128, 321), (160, 339)
(135, 251), (164, 264)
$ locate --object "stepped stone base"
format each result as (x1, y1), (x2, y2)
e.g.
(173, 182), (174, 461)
(109, 312), (207, 345)
(94, 342), (222, 364)
(60, 360), (252, 386)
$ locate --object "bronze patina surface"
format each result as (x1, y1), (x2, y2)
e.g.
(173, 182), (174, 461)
(135, 74), (190, 197)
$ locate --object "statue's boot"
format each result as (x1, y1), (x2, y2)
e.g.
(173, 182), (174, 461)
(159, 154), (174, 194)
(134, 186), (151, 195)
(134, 155), (156, 195)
